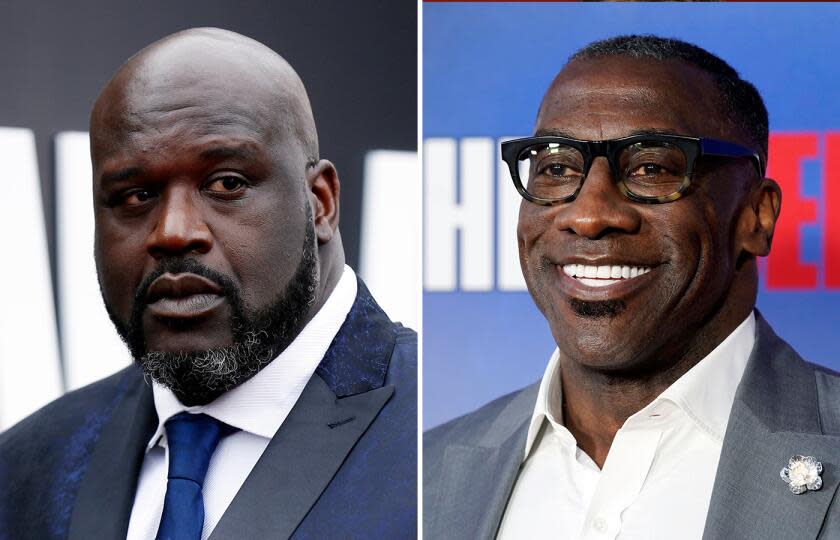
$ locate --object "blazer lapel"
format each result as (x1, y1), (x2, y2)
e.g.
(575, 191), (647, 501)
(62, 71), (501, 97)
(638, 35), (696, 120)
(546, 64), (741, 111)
(68, 368), (156, 540)
(210, 277), (399, 540)
(209, 375), (393, 540)
(428, 384), (537, 540)
(703, 314), (840, 540)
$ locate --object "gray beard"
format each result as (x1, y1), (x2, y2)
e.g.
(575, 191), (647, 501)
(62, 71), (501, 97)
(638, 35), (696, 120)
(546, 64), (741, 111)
(140, 329), (275, 406)
(106, 218), (318, 406)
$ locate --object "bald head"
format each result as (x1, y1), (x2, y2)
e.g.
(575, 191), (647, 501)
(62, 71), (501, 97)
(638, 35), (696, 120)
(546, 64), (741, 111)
(91, 27), (319, 168)
(90, 28), (344, 405)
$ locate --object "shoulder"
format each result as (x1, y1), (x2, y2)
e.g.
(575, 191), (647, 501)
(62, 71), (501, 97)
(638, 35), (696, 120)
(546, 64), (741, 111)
(744, 313), (840, 433)
(810, 361), (840, 384)
(756, 311), (840, 389)
(0, 366), (140, 462)
(809, 362), (840, 432)
(373, 322), (415, 422)
(424, 382), (539, 464)
(387, 324), (417, 382)
(0, 366), (143, 536)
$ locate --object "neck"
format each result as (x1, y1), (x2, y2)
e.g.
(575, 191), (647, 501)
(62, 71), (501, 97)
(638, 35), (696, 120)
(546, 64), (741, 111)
(305, 236), (345, 327)
(558, 287), (755, 469)
(559, 353), (695, 468)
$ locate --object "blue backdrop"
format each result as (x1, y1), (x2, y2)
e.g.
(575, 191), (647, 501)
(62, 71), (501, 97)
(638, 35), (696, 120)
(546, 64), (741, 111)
(423, 3), (840, 429)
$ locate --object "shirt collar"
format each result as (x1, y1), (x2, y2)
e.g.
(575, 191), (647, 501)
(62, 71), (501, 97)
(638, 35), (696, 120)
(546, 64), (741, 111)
(147, 265), (357, 450)
(524, 348), (565, 457)
(650, 311), (755, 441)
(523, 311), (756, 459)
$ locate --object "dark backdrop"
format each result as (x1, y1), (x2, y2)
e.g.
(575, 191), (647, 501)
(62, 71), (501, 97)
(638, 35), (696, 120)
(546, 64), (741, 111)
(0, 0), (416, 324)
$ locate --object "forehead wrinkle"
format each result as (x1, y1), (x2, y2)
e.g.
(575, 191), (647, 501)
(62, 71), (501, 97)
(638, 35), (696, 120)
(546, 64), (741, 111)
(538, 85), (702, 140)
(538, 57), (733, 144)
(543, 85), (661, 110)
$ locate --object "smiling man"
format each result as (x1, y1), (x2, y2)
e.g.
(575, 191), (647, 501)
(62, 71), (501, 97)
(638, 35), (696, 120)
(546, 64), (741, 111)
(424, 36), (840, 539)
(0, 28), (416, 539)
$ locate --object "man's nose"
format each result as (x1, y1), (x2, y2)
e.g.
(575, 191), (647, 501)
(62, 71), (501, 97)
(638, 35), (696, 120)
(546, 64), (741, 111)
(552, 157), (641, 239)
(145, 188), (213, 259)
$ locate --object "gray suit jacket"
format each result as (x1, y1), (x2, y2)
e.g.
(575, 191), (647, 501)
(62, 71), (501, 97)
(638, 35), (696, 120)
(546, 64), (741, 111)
(424, 314), (840, 539)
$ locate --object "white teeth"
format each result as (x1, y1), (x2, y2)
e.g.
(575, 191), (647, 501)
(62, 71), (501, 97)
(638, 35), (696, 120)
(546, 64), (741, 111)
(578, 278), (622, 287)
(561, 263), (652, 284)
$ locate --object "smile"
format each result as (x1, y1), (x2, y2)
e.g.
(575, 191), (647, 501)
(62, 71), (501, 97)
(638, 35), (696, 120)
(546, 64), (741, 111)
(561, 264), (652, 287)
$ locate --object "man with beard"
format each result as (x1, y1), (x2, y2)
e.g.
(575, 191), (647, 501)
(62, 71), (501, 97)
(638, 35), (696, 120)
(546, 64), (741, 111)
(0, 28), (416, 539)
(424, 36), (840, 539)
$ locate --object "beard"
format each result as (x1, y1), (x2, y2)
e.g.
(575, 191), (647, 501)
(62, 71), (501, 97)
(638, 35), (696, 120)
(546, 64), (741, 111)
(104, 220), (318, 406)
(569, 297), (626, 319)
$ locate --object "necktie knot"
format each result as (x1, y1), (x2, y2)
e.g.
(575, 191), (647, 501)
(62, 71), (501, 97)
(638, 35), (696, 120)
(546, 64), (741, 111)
(165, 412), (231, 485)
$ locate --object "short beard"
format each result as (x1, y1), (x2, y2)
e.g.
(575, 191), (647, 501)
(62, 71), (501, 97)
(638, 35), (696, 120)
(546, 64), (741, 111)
(105, 220), (318, 406)
(569, 298), (626, 319)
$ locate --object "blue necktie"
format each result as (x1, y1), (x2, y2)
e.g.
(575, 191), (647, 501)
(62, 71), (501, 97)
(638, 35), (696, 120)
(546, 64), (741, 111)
(155, 412), (233, 540)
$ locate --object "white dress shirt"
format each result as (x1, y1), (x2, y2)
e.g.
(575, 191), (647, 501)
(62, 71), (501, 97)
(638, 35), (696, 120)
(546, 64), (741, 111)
(126, 265), (357, 540)
(497, 312), (756, 540)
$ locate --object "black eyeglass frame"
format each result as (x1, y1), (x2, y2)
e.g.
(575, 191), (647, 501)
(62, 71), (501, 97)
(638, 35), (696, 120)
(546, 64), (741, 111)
(501, 133), (765, 205)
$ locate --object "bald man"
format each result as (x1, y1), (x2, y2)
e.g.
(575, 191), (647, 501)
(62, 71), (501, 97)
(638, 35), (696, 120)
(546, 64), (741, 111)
(0, 28), (416, 540)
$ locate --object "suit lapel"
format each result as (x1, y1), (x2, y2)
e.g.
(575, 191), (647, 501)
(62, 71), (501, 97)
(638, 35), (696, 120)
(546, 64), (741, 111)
(209, 375), (393, 540)
(703, 314), (840, 539)
(210, 277), (399, 539)
(68, 368), (156, 540)
(429, 384), (537, 540)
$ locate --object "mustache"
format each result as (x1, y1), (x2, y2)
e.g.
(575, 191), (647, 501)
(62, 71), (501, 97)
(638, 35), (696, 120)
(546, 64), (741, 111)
(132, 257), (239, 311)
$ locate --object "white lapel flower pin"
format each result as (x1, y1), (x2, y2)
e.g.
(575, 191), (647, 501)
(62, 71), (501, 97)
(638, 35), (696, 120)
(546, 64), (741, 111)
(780, 455), (823, 494)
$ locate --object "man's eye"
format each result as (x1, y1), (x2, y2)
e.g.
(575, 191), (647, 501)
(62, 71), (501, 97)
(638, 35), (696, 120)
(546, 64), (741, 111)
(123, 189), (155, 205)
(205, 176), (247, 193)
(539, 163), (582, 179)
(628, 163), (665, 177)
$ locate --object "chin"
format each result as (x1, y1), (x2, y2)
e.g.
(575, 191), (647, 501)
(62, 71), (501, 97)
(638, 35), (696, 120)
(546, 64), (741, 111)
(144, 338), (234, 355)
(554, 317), (659, 374)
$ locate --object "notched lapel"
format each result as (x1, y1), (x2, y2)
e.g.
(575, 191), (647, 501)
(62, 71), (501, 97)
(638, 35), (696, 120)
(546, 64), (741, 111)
(427, 384), (538, 540)
(704, 314), (840, 540)
(209, 374), (394, 540)
(431, 425), (528, 540)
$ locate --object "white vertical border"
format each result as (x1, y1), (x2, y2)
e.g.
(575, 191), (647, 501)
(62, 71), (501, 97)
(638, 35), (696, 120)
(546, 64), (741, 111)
(0, 128), (62, 429)
(416, 0), (424, 537)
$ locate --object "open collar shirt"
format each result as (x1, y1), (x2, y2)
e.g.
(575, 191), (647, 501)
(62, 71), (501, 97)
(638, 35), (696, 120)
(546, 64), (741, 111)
(126, 265), (357, 540)
(497, 312), (755, 540)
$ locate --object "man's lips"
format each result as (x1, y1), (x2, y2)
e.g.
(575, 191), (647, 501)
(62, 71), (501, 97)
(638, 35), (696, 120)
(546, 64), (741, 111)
(145, 273), (225, 319)
(554, 260), (659, 300)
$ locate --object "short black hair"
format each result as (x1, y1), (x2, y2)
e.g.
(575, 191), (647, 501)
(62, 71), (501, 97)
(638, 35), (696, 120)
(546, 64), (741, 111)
(569, 35), (768, 156)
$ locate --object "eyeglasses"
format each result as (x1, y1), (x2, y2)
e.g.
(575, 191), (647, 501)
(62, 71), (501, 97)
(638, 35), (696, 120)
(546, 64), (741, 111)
(501, 133), (764, 205)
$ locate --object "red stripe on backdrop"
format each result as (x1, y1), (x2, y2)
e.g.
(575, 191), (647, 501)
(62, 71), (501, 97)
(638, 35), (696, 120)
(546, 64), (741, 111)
(825, 133), (840, 288)
(765, 133), (818, 289)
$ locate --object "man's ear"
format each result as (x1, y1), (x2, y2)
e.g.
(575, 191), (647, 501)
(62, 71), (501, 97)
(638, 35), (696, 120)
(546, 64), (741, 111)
(307, 159), (340, 245)
(739, 177), (782, 257)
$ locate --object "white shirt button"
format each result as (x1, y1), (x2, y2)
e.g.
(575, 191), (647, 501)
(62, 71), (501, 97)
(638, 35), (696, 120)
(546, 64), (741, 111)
(593, 517), (608, 533)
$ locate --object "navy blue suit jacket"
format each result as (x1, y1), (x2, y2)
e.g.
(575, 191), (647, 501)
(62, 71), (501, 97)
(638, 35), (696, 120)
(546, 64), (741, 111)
(0, 278), (416, 539)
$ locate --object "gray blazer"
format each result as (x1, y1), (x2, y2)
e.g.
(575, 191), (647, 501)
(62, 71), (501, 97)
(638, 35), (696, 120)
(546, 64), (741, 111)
(424, 314), (840, 539)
